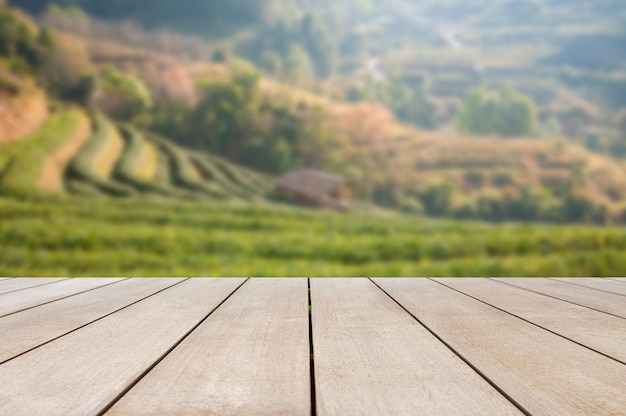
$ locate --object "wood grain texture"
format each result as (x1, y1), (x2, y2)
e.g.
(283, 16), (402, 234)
(0, 278), (184, 363)
(107, 278), (310, 416)
(0, 278), (124, 317)
(374, 278), (626, 416)
(492, 278), (626, 318)
(0, 278), (244, 416)
(551, 278), (626, 296)
(607, 278), (626, 283)
(310, 278), (521, 416)
(435, 278), (626, 363)
(0, 278), (67, 295)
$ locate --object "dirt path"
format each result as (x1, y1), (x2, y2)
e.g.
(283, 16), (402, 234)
(38, 112), (91, 192)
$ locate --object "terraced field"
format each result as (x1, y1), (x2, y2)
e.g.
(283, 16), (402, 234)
(3, 109), (626, 278)
(0, 110), (274, 201)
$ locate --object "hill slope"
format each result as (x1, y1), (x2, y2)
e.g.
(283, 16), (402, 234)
(0, 99), (274, 200)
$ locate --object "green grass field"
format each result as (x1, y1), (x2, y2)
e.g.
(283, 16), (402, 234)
(2, 196), (626, 277)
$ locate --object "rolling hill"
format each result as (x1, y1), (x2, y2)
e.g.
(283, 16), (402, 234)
(0, 88), (273, 201)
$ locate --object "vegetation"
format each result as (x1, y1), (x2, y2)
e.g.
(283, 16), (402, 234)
(66, 114), (136, 196)
(0, 5), (53, 76)
(457, 88), (538, 137)
(0, 110), (79, 195)
(113, 125), (165, 194)
(3, 1), (626, 279)
(2, 196), (626, 277)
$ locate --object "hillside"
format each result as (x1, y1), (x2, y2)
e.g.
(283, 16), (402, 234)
(0, 65), (48, 145)
(12, 0), (626, 135)
(3, 2), (626, 225)
(0, 101), (273, 201)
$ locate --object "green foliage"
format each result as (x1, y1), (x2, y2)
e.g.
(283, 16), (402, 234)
(457, 87), (538, 137)
(155, 69), (339, 175)
(94, 66), (152, 121)
(3, 196), (626, 277)
(0, 8), (53, 75)
(149, 134), (229, 199)
(378, 77), (437, 129)
(0, 111), (79, 195)
(238, 13), (337, 79)
(464, 170), (486, 189)
(113, 125), (173, 195)
(185, 69), (259, 158)
(67, 114), (136, 196)
(420, 182), (453, 216)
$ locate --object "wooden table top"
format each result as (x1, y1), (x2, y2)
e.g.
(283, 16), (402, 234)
(0, 277), (625, 415)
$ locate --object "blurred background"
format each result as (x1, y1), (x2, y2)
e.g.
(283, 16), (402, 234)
(1, 0), (626, 277)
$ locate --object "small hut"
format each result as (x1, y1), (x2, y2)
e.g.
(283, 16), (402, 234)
(274, 169), (352, 211)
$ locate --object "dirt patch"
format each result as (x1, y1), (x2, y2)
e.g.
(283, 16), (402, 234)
(38, 113), (91, 192)
(0, 91), (48, 145)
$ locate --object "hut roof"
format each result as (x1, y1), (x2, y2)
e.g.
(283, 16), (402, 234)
(275, 169), (345, 200)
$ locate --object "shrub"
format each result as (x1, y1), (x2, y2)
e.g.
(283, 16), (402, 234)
(464, 170), (486, 189)
(420, 182), (453, 216)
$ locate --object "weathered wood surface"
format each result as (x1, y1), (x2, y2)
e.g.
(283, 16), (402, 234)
(0, 278), (125, 317)
(373, 278), (626, 416)
(551, 278), (626, 296)
(0, 278), (68, 295)
(310, 278), (521, 416)
(0, 277), (625, 416)
(0, 278), (244, 416)
(492, 278), (626, 318)
(0, 278), (184, 363)
(108, 278), (310, 416)
(434, 278), (626, 364)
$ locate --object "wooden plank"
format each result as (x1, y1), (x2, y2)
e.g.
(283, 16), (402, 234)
(0, 278), (245, 416)
(0, 278), (68, 295)
(552, 278), (626, 296)
(607, 278), (626, 283)
(107, 278), (310, 416)
(374, 278), (626, 416)
(492, 278), (626, 318)
(0, 278), (12, 281)
(0, 278), (125, 317)
(310, 278), (521, 416)
(435, 278), (626, 363)
(0, 278), (184, 363)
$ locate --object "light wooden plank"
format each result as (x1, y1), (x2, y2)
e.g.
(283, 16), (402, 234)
(107, 278), (310, 416)
(607, 278), (626, 283)
(0, 278), (12, 281)
(0, 278), (68, 295)
(0, 278), (125, 317)
(435, 278), (626, 363)
(310, 278), (521, 416)
(493, 278), (626, 318)
(551, 278), (626, 296)
(374, 278), (626, 416)
(0, 278), (184, 363)
(0, 278), (245, 416)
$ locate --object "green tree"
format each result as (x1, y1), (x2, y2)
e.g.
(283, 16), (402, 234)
(93, 67), (152, 121)
(420, 182), (453, 216)
(186, 69), (261, 158)
(0, 9), (53, 73)
(457, 87), (537, 137)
